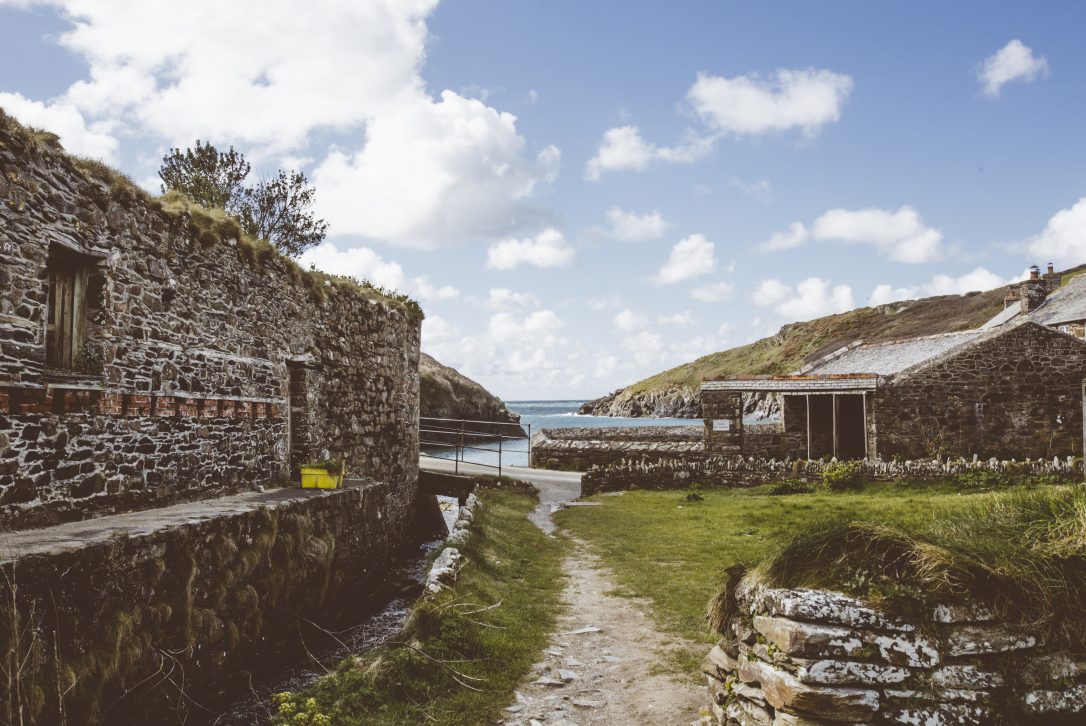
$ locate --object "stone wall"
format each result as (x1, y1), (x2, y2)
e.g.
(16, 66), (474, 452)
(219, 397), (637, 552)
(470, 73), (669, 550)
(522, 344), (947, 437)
(0, 480), (431, 725)
(0, 120), (421, 528)
(531, 426), (703, 471)
(703, 574), (1086, 724)
(580, 454), (1081, 496)
(874, 323), (1086, 460)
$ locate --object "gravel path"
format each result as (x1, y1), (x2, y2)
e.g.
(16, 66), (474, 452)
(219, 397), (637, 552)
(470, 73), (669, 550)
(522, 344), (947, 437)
(501, 539), (706, 726)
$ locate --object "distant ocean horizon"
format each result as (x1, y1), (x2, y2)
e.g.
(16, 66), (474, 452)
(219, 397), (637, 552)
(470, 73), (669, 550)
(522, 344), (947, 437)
(421, 400), (699, 469)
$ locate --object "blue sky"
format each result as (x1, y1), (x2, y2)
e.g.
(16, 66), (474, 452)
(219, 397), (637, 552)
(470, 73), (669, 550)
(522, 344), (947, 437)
(3, 1), (1086, 399)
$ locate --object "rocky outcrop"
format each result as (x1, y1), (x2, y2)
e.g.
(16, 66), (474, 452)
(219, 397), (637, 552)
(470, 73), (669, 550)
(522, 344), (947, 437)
(419, 353), (525, 437)
(704, 574), (1086, 724)
(579, 387), (779, 420)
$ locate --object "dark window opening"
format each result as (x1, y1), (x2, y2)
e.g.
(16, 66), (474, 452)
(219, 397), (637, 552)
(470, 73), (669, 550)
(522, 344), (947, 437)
(45, 246), (103, 372)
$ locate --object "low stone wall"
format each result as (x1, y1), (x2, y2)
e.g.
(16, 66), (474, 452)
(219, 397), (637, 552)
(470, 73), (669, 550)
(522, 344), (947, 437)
(703, 575), (1086, 724)
(0, 478), (431, 725)
(531, 425), (703, 470)
(580, 454), (1082, 496)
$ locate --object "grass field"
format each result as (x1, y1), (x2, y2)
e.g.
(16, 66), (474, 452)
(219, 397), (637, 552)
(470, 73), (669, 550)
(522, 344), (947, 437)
(273, 485), (566, 726)
(554, 480), (1085, 672)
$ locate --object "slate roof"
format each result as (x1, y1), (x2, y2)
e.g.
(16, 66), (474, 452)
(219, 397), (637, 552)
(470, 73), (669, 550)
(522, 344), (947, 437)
(1025, 273), (1086, 327)
(806, 330), (983, 376)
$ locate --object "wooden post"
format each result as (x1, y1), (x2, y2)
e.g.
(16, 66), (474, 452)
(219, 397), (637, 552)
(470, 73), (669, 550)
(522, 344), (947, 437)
(832, 393), (838, 459)
(862, 392), (869, 460)
(805, 394), (812, 460)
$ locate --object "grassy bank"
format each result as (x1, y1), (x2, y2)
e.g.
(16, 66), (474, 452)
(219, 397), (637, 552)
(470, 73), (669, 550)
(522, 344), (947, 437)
(273, 485), (566, 725)
(554, 480), (1082, 672)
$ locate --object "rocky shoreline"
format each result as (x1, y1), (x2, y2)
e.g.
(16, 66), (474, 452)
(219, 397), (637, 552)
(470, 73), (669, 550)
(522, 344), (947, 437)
(420, 353), (526, 437)
(579, 387), (779, 420)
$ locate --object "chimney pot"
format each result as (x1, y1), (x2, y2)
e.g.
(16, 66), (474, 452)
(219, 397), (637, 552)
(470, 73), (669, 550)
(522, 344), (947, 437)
(1030, 265), (1040, 280)
(1048, 262), (1055, 275)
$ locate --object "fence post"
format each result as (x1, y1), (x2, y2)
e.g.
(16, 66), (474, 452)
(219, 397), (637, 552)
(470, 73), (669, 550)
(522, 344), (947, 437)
(527, 423), (532, 468)
(456, 420), (463, 475)
(498, 436), (503, 479)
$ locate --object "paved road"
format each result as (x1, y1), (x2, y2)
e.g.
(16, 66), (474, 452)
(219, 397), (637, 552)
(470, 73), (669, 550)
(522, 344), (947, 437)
(419, 457), (582, 532)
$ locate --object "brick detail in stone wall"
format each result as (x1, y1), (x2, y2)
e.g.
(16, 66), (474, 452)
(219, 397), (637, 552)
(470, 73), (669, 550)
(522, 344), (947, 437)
(704, 575), (1086, 724)
(0, 123), (421, 528)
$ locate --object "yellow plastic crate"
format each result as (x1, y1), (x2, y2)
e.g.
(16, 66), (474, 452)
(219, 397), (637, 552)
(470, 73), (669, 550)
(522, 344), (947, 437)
(300, 467), (343, 489)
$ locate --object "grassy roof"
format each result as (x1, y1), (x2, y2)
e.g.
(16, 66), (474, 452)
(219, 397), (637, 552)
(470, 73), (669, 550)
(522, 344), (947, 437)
(751, 484), (1086, 647)
(0, 108), (422, 322)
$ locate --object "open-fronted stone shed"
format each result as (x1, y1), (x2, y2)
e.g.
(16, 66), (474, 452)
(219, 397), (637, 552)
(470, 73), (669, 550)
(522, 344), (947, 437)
(702, 321), (1086, 461)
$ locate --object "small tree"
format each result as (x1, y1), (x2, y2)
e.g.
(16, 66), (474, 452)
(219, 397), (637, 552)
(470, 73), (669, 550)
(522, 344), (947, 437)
(158, 142), (327, 257)
(159, 140), (250, 210)
(235, 170), (328, 257)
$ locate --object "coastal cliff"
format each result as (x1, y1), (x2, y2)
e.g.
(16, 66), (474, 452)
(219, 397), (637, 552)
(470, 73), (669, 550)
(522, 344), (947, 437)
(420, 353), (525, 435)
(578, 274), (1077, 418)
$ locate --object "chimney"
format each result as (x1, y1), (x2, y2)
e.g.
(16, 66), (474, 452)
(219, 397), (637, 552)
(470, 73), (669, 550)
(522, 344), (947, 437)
(1043, 261), (1062, 293)
(1020, 264), (1048, 313)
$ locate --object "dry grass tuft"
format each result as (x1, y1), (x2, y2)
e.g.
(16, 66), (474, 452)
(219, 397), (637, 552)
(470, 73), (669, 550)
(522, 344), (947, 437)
(757, 484), (1086, 647)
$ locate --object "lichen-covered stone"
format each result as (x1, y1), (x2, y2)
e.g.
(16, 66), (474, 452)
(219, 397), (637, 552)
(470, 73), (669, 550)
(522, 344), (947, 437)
(756, 587), (914, 633)
(1020, 684), (1086, 714)
(736, 653), (880, 720)
(945, 624), (1039, 657)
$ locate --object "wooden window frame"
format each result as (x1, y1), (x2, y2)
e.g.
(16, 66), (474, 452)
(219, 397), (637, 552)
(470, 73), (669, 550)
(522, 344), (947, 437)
(45, 248), (98, 371)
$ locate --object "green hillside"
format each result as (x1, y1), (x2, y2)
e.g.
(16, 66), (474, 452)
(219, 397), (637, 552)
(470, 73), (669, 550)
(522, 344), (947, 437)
(584, 264), (1086, 417)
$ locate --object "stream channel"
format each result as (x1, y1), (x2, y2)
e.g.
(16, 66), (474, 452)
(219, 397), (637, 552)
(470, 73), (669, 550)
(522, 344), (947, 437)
(197, 499), (460, 725)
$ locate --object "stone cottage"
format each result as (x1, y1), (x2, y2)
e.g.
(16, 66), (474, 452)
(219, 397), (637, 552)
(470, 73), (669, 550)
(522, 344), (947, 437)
(0, 115), (422, 528)
(702, 318), (1086, 461)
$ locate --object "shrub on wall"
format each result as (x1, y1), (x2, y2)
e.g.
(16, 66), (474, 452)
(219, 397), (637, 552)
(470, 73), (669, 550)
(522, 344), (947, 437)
(821, 461), (864, 492)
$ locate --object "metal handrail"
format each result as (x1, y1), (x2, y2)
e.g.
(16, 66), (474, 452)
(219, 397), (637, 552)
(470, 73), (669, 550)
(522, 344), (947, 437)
(418, 416), (532, 477)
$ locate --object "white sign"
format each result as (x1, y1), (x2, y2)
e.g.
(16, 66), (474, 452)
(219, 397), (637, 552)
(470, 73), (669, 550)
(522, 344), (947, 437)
(712, 419), (732, 431)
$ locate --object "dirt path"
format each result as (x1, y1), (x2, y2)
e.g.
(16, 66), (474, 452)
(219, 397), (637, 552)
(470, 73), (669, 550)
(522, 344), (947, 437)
(501, 537), (706, 726)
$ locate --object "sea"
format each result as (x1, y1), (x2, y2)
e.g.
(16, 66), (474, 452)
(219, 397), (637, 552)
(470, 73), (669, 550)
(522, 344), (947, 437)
(422, 399), (700, 469)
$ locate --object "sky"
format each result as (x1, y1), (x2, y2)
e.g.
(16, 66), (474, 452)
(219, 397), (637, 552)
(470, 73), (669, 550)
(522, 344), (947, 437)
(2, 1), (1086, 400)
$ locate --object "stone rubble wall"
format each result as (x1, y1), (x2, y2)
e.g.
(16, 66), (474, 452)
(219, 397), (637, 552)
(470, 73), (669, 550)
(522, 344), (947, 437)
(423, 492), (480, 595)
(580, 454), (1082, 496)
(0, 480), (424, 725)
(873, 323), (1086, 460)
(0, 121), (420, 528)
(703, 575), (1086, 724)
(531, 426), (703, 470)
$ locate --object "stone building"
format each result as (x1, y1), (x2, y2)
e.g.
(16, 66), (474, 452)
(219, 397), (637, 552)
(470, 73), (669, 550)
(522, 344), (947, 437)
(702, 320), (1086, 461)
(0, 116), (422, 528)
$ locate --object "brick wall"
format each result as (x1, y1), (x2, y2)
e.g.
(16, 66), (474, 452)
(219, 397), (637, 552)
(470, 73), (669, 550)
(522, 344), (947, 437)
(0, 122), (420, 528)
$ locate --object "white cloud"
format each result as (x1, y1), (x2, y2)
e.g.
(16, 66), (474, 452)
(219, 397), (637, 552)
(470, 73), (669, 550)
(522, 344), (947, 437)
(422, 314), (458, 345)
(620, 330), (665, 365)
(754, 277), (854, 321)
(614, 308), (649, 332)
(486, 228), (575, 270)
(488, 309), (564, 343)
(605, 207), (669, 241)
(654, 234), (716, 285)
(4, 0), (560, 249)
(688, 68), (853, 137)
(315, 91), (561, 248)
(730, 177), (773, 203)
(0, 92), (118, 161)
(298, 242), (406, 291)
(757, 221), (809, 252)
(587, 294), (624, 311)
(593, 355), (618, 379)
(978, 40), (1049, 97)
(811, 206), (943, 263)
(658, 311), (694, 326)
(414, 278), (460, 301)
(584, 125), (712, 181)
(868, 267), (1019, 306)
(690, 281), (735, 302)
(1027, 196), (1086, 266)
(483, 288), (538, 310)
